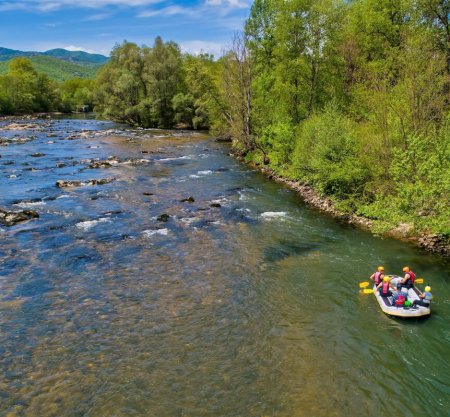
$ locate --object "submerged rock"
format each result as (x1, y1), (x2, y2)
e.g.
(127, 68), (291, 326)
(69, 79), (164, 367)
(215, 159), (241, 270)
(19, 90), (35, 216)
(0, 208), (39, 226)
(180, 196), (195, 203)
(210, 203), (221, 208)
(89, 160), (113, 169)
(157, 214), (170, 222)
(88, 178), (115, 186)
(215, 134), (232, 143)
(143, 192), (154, 196)
(56, 180), (83, 188)
(31, 153), (45, 157)
(2, 122), (40, 131)
(56, 178), (115, 188)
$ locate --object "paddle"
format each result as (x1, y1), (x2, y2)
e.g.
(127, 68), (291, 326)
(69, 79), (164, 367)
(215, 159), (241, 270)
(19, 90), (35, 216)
(415, 278), (424, 284)
(359, 281), (370, 288)
(362, 288), (374, 294)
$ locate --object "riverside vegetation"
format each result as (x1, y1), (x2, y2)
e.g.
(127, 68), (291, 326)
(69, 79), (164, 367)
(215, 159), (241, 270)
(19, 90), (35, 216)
(1, 0), (449, 252)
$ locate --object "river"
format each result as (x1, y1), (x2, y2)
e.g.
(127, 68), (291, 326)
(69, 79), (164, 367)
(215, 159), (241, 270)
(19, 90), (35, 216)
(0, 117), (449, 417)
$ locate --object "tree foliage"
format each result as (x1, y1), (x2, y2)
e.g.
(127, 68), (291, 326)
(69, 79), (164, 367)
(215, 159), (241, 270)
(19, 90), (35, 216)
(0, 57), (60, 114)
(217, 0), (450, 236)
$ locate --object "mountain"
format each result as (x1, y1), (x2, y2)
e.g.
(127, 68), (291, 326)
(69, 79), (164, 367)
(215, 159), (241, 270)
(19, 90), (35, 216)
(42, 49), (109, 66)
(0, 47), (108, 81)
(0, 55), (100, 82)
(0, 47), (108, 65)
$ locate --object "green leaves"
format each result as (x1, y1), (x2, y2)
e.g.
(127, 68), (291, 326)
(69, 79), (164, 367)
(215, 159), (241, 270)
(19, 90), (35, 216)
(292, 105), (371, 198)
(0, 57), (59, 114)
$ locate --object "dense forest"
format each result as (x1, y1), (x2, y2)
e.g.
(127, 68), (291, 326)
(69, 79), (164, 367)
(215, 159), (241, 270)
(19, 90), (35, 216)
(0, 0), (449, 241)
(0, 57), (94, 113)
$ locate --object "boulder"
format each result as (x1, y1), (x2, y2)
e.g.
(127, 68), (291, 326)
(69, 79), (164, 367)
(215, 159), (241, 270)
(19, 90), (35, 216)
(157, 214), (170, 222)
(87, 178), (116, 186)
(56, 180), (83, 188)
(89, 160), (112, 169)
(215, 134), (232, 143)
(0, 209), (39, 226)
(180, 196), (195, 203)
(56, 178), (115, 188)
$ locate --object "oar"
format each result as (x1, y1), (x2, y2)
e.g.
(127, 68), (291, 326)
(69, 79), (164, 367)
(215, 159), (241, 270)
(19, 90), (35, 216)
(359, 281), (370, 288)
(415, 278), (424, 284)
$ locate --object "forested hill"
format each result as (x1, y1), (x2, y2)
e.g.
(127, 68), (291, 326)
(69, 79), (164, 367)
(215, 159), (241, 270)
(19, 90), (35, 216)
(0, 47), (108, 65)
(0, 47), (107, 81)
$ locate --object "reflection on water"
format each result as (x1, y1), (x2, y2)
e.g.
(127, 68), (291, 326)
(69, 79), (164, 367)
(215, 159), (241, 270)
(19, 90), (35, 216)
(0, 118), (449, 417)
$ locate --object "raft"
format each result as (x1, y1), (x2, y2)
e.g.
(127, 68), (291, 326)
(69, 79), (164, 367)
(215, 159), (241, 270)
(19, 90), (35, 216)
(373, 277), (431, 318)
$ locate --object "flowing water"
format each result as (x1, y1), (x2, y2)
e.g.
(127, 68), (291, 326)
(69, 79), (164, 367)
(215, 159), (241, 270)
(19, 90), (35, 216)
(0, 117), (449, 417)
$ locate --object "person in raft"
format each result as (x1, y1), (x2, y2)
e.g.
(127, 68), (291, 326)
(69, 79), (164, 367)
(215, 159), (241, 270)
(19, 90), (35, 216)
(392, 288), (408, 306)
(376, 276), (393, 297)
(397, 266), (416, 290)
(412, 286), (433, 308)
(370, 266), (385, 286)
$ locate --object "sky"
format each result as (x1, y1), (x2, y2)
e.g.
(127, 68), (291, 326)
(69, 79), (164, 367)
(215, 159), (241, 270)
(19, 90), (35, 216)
(0, 0), (251, 57)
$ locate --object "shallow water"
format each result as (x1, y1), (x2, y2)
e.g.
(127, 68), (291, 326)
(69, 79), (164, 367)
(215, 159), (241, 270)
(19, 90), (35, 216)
(0, 117), (449, 417)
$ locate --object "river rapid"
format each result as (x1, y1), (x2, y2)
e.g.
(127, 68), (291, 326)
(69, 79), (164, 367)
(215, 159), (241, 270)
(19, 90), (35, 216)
(0, 117), (449, 417)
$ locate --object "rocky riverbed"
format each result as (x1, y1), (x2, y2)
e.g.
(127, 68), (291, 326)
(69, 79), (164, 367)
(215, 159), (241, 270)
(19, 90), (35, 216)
(1, 116), (449, 417)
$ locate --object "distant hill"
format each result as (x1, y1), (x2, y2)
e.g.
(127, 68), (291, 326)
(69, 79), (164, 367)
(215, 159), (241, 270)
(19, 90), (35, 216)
(0, 55), (100, 82)
(0, 47), (108, 81)
(42, 48), (108, 66)
(0, 47), (108, 65)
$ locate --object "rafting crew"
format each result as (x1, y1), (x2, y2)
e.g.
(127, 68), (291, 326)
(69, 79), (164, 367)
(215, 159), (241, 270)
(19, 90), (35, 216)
(397, 266), (416, 290)
(412, 286), (433, 308)
(370, 266), (385, 286)
(376, 276), (394, 297)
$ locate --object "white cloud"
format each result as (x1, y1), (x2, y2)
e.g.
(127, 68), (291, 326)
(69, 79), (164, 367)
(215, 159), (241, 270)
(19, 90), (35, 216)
(180, 40), (225, 57)
(138, 0), (249, 19)
(0, 2), (27, 11)
(64, 45), (97, 53)
(37, 2), (61, 11)
(205, 0), (248, 9)
(138, 5), (194, 18)
(83, 12), (111, 21)
(0, 0), (166, 12)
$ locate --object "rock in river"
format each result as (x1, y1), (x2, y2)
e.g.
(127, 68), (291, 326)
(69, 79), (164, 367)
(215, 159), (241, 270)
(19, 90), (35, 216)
(157, 214), (170, 222)
(56, 180), (83, 188)
(0, 208), (39, 226)
(56, 178), (116, 188)
(180, 196), (195, 203)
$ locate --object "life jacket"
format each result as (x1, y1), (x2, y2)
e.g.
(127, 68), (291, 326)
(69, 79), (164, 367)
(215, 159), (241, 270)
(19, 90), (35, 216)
(405, 270), (416, 286)
(395, 294), (406, 306)
(423, 291), (433, 305)
(374, 272), (383, 285)
(381, 281), (390, 295)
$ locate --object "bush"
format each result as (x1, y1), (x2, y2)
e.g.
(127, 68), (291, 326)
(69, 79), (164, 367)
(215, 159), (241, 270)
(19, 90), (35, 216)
(291, 104), (371, 199)
(258, 121), (296, 168)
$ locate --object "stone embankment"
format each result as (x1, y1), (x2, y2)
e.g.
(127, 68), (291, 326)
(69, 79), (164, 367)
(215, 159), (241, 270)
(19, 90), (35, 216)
(226, 145), (450, 257)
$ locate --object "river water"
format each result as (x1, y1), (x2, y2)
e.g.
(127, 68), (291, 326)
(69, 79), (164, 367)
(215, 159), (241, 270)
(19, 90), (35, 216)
(0, 117), (449, 417)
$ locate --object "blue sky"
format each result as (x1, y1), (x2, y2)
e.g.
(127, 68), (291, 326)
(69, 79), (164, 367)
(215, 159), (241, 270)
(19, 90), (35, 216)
(0, 0), (251, 57)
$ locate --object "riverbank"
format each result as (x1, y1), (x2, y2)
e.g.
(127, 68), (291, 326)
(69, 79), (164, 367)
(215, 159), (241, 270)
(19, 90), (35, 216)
(228, 148), (450, 257)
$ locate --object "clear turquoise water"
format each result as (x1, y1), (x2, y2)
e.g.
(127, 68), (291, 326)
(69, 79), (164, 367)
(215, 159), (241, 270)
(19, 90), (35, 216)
(0, 118), (449, 417)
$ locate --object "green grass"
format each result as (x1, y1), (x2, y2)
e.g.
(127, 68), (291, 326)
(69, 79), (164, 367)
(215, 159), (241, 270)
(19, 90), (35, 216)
(0, 55), (100, 82)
